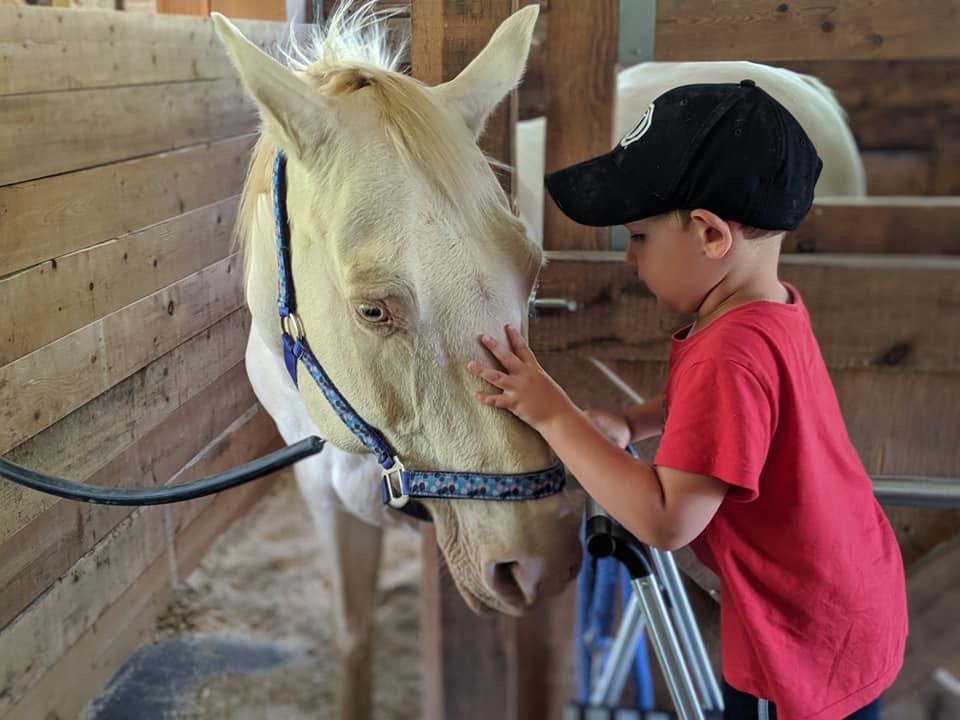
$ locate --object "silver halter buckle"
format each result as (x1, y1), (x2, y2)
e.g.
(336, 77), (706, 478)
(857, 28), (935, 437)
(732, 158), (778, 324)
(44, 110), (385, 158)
(382, 458), (409, 509)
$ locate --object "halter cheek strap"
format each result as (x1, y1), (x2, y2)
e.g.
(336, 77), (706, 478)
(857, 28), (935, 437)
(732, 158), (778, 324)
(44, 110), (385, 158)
(272, 150), (565, 521)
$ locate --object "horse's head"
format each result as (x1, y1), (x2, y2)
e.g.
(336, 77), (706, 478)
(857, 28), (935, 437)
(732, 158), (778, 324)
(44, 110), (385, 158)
(214, 4), (580, 614)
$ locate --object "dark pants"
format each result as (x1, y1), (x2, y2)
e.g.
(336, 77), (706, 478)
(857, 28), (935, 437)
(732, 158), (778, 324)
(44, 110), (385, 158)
(722, 679), (881, 720)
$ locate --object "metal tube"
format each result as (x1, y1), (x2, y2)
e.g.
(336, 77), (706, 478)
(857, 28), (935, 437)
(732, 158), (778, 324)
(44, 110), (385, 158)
(651, 549), (724, 712)
(589, 592), (647, 707)
(632, 576), (705, 720)
(873, 477), (960, 508)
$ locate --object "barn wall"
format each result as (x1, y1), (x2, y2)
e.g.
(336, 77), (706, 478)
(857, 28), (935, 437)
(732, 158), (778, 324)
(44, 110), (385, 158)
(0, 7), (294, 718)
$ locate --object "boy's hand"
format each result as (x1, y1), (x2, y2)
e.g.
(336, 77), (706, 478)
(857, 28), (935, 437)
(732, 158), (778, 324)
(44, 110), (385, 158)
(583, 409), (631, 448)
(467, 324), (575, 432)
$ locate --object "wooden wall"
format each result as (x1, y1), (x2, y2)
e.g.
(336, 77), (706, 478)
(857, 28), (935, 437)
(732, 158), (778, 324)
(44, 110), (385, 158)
(0, 7), (294, 718)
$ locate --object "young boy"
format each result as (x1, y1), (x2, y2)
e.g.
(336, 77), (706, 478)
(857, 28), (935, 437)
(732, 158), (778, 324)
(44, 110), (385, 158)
(466, 80), (907, 719)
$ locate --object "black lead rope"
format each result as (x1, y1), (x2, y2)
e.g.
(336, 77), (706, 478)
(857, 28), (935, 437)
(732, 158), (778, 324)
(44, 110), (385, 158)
(0, 436), (326, 506)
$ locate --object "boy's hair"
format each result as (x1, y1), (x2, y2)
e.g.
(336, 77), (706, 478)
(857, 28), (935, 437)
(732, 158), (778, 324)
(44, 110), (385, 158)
(545, 80), (822, 232)
(671, 209), (782, 241)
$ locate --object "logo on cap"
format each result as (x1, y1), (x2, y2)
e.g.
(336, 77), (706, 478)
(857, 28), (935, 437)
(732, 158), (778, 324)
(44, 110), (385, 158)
(619, 103), (655, 148)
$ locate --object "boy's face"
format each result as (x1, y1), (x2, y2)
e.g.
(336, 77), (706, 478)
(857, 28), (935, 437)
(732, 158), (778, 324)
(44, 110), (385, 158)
(623, 211), (725, 315)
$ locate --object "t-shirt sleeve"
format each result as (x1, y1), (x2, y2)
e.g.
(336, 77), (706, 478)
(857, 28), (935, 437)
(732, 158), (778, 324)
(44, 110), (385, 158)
(654, 358), (775, 502)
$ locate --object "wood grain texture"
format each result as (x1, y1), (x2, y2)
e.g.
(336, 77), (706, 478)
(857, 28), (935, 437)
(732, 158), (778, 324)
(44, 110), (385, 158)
(0, 134), (255, 277)
(542, 0), (617, 251)
(653, 1), (960, 62)
(0, 309), (251, 543)
(0, 197), (238, 365)
(411, 0), (518, 190)
(0, 77), (258, 186)
(0, 362), (255, 630)
(0, 254), (244, 456)
(535, 253), (960, 372)
(0, 5), (297, 95)
(787, 197), (960, 254)
(0, 408), (280, 716)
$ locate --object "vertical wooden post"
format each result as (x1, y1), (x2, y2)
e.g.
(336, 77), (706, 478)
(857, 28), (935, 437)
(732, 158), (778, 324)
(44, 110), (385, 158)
(412, 0), (518, 197)
(411, 3), (550, 719)
(542, 0), (618, 251)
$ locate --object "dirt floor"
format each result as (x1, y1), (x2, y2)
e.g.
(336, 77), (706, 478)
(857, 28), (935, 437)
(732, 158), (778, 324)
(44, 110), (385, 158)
(148, 474), (421, 719)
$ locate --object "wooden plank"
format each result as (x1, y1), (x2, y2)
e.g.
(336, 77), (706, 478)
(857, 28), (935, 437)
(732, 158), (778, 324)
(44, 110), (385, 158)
(535, 253), (960, 372)
(542, 0), (617, 251)
(862, 150), (944, 196)
(0, 196), (238, 366)
(771, 60), (960, 111)
(0, 361), (256, 630)
(787, 197), (960, 254)
(0, 5), (296, 95)
(0, 407), (280, 715)
(0, 309), (251, 542)
(0, 78), (258, 186)
(210, 0), (287, 20)
(0, 253), (244, 455)
(653, 1), (960, 62)
(0, 134), (255, 278)
(157, 0), (210, 13)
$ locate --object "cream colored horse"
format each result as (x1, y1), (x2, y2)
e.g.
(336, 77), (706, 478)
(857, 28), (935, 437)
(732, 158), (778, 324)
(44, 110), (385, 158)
(517, 61), (867, 244)
(213, 4), (580, 719)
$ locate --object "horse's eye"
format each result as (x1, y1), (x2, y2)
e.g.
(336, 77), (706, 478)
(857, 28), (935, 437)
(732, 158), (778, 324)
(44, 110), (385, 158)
(356, 303), (388, 323)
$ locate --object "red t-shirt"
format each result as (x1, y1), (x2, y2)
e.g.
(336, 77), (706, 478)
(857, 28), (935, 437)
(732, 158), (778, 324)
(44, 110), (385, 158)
(654, 284), (907, 720)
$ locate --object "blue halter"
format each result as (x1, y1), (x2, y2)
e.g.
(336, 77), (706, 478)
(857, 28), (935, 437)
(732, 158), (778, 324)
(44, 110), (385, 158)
(272, 151), (566, 521)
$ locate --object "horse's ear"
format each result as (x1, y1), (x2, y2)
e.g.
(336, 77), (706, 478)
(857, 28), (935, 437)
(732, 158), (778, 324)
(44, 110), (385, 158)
(434, 5), (539, 139)
(212, 13), (332, 160)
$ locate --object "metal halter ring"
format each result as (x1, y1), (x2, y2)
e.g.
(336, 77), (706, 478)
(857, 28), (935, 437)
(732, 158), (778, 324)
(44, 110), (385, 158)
(382, 459), (409, 509)
(281, 312), (306, 340)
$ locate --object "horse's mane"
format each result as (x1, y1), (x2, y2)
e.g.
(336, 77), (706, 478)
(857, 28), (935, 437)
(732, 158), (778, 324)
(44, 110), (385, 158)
(235, 1), (537, 282)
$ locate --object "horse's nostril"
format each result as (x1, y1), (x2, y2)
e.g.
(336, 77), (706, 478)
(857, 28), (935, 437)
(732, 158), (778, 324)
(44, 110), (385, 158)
(486, 558), (545, 608)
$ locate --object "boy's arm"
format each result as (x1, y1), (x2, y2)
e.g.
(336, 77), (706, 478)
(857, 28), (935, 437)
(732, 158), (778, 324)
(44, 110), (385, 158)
(541, 409), (727, 551)
(468, 325), (727, 551)
(624, 394), (664, 441)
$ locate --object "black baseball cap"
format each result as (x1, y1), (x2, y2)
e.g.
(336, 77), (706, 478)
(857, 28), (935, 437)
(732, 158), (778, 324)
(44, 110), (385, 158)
(544, 79), (823, 231)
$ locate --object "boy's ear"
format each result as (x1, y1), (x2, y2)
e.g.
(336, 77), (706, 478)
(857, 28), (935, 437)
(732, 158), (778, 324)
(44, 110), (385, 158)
(689, 208), (734, 259)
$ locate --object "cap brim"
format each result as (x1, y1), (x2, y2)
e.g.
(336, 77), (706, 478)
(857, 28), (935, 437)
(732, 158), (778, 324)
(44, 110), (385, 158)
(544, 152), (667, 227)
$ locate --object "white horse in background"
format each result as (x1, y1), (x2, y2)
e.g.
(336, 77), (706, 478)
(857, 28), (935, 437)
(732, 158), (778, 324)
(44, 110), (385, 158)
(213, 4), (581, 719)
(516, 61), (867, 244)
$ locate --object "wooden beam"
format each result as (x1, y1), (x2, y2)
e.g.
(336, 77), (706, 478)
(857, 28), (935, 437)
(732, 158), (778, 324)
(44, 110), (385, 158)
(0, 254), (244, 455)
(0, 310), (251, 543)
(0, 197), (238, 366)
(653, 1), (960, 62)
(0, 134), (255, 278)
(542, 0), (617, 251)
(787, 197), (960, 254)
(535, 252), (960, 372)
(411, 0), (519, 193)
(0, 362), (255, 630)
(0, 79), (258, 186)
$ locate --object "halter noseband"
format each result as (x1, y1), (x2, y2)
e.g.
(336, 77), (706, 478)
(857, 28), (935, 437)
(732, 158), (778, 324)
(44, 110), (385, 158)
(272, 151), (565, 521)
